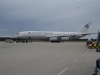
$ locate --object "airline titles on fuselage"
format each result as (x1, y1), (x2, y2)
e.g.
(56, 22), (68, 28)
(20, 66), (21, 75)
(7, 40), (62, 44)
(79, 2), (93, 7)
(29, 31), (54, 35)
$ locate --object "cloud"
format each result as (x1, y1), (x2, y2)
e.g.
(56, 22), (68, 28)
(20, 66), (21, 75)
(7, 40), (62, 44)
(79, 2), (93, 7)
(0, 28), (8, 31)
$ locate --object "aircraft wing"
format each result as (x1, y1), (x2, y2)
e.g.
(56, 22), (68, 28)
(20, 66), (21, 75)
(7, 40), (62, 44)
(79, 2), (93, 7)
(46, 32), (97, 38)
(46, 35), (76, 38)
(81, 33), (97, 36)
(46, 35), (67, 38)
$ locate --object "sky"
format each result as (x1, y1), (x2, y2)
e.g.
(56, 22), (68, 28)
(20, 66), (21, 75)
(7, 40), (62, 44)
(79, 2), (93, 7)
(0, 0), (100, 39)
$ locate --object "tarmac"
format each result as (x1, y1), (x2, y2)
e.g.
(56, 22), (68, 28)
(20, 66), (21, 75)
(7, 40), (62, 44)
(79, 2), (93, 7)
(0, 42), (100, 75)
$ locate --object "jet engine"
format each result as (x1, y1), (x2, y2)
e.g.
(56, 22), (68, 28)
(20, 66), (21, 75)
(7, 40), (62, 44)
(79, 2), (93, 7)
(49, 37), (61, 42)
(49, 37), (72, 42)
(60, 37), (72, 40)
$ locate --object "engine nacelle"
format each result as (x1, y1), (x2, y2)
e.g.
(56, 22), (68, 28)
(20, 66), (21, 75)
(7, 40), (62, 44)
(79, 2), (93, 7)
(49, 37), (58, 41)
(61, 37), (71, 40)
(49, 37), (71, 41)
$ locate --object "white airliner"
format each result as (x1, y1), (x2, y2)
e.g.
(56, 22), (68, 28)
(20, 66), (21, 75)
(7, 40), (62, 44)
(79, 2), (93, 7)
(15, 22), (93, 42)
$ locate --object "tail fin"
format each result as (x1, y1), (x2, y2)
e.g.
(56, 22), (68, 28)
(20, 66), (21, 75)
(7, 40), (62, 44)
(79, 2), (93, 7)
(77, 22), (92, 33)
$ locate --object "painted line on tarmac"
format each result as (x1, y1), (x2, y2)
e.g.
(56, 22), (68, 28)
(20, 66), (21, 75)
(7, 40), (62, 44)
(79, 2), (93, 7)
(73, 59), (78, 63)
(58, 67), (68, 75)
(84, 52), (87, 54)
(80, 55), (83, 58)
(58, 49), (90, 75)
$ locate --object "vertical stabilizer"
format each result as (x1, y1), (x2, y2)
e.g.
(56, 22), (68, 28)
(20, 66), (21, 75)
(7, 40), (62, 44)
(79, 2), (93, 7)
(77, 22), (92, 33)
